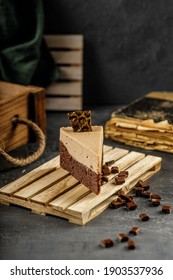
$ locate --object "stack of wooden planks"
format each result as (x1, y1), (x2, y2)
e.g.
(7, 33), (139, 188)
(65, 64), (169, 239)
(105, 92), (173, 153)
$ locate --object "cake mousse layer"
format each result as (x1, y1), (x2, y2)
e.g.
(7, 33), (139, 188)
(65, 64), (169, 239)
(60, 141), (101, 194)
(60, 126), (103, 174)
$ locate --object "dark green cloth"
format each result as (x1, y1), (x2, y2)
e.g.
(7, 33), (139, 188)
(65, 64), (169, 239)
(0, 0), (59, 87)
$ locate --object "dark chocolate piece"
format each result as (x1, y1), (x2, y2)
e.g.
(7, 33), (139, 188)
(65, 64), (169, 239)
(119, 194), (133, 202)
(105, 160), (115, 166)
(142, 191), (152, 198)
(101, 176), (108, 183)
(118, 233), (129, 242)
(128, 240), (136, 250)
(126, 201), (137, 210)
(162, 205), (172, 214)
(135, 187), (144, 197)
(118, 171), (129, 178)
(151, 198), (160, 207)
(117, 189), (125, 196)
(151, 194), (161, 200)
(109, 201), (125, 209)
(102, 165), (111, 175)
(141, 184), (150, 191)
(129, 226), (140, 235)
(67, 110), (92, 132)
(111, 166), (119, 174)
(135, 180), (144, 187)
(135, 180), (150, 190)
(115, 177), (125, 185)
(139, 213), (150, 221)
(100, 239), (114, 248)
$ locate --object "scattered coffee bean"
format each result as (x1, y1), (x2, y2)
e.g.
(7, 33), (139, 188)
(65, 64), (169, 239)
(127, 240), (136, 250)
(118, 233), (129, 242)
(129, 226), (140, 235)
(139, 213), (150, 221)
(100, 239), (114, 248)
(115, 177), (125, 185)
(162, 205), (172, 214)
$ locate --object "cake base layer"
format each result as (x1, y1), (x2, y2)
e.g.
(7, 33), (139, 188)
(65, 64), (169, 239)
(60, 141), (101, 194)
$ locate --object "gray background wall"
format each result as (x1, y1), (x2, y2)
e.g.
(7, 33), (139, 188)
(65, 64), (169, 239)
(43, 0), (173, 106)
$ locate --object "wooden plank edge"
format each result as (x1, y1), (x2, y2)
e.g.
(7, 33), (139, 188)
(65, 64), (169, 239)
(0, 195), (82, 224)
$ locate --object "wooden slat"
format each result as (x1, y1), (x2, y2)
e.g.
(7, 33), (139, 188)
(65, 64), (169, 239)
(147, 91), (173, 101)
(46, 82), (82, 96)
(49, 184), (90, 211)
(46, 96), (82, 111)
(13, 168), (69, 200)
(59, 66), (82, 81)
(31, 175), (79, 205)
(103, 147), (129, 163)
(0, 156), (60, 195)
(44, 35), (83, 49)
(51, 50), (82, 65)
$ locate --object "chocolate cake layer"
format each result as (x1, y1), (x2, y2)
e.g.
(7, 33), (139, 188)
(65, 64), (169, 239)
(60, 141), (101, 194)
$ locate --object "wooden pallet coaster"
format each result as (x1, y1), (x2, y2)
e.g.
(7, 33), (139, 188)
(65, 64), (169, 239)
(0, 145), (162, 225)
(44, 35), (83, 111)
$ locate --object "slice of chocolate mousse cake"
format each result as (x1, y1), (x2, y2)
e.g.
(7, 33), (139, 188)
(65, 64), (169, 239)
(59, 111), (103, 194)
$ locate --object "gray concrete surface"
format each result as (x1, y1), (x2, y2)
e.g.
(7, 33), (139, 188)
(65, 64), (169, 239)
(0, 107), (173, 260)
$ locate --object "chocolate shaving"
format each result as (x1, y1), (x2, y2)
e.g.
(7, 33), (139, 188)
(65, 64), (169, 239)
(67, 110), (92, 132)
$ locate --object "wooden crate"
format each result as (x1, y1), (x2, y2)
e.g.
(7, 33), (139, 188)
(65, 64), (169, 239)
(44, 35), (83, 111)
(0, 145), (162, 225)
(0, 81), (46, 152)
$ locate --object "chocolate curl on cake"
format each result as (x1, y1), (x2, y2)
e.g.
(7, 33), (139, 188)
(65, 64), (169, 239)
(67, 111), (92, 132)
